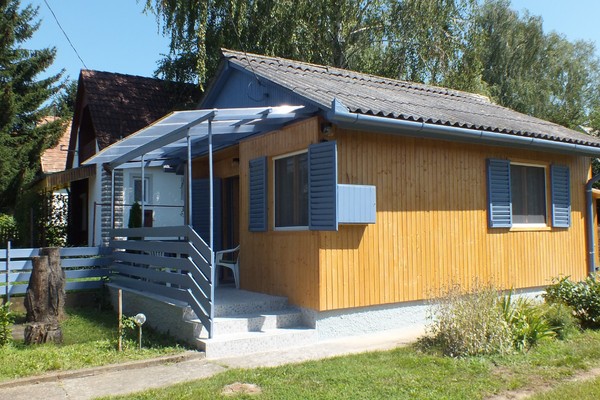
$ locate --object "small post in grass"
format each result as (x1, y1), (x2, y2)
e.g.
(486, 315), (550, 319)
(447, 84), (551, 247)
(117, 289), (122, 352)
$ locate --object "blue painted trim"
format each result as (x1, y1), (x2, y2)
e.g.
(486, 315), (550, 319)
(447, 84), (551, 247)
(308, 141), (338, 231)
(550, 165), (571, 228)
(486, 159), (512, 228)
(249, 156), (268, 232)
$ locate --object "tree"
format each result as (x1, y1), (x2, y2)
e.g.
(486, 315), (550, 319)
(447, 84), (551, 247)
(145, 0), (600, 135)
(474, 0), (600, 130)
(0, 0), (66, 213)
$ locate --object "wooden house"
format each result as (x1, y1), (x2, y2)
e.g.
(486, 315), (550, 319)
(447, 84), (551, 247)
(62, 70), (200, 246)
(82, 50), (600, 354)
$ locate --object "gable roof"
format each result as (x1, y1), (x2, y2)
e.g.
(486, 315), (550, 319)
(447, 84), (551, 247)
(68, 70), (201, 167)
(219, 49), (600, 149)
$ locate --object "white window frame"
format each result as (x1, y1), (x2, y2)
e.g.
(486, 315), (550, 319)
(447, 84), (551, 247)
(132, 175), (152, 204)
(510, 162), (548, 229)
(273, 149), (309, 231)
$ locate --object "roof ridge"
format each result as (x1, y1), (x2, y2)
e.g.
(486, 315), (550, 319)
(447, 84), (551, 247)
(80, 69), (196, 88)
(221, 48), (490, 104)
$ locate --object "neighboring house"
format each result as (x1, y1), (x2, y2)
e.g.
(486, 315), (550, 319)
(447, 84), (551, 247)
(64, 70), (200, 246)
(83, 50), (600, 348)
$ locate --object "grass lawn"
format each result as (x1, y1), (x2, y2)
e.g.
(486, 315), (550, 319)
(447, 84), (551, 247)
(0, 307), (186, 381)
(101, 330), (600, 400)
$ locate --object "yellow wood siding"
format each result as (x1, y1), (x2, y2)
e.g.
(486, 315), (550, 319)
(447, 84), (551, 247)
(238, 118), (321, 309)
(235, 117), (590, 312)
(318, 128), (590, 310)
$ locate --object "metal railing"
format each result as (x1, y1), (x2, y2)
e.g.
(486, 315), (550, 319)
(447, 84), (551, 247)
(108, 226), (213, 337)
(0, 243), (112, 300)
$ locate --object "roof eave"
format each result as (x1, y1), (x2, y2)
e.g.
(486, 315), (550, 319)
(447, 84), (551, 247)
(328, 99), (600, 157)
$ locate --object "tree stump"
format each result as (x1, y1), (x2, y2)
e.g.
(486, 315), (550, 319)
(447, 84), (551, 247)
(24, 247), (65, 344)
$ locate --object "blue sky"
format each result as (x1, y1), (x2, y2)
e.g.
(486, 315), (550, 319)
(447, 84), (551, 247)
(24, 0), (600, 85)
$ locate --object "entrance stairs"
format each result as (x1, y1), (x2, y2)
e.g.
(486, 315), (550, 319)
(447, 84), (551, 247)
(185, 287), (317, 359)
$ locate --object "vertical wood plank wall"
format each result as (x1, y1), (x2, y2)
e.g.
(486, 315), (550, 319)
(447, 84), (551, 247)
(318, 127), (590, 311)
(234, 117), (590, 312)
(238, 118), (321, 309)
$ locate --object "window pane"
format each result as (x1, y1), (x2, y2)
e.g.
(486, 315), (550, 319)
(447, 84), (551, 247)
(134, 179), (142, 203)
(510, 165), (546, 224)
(275, 153), (308, 227)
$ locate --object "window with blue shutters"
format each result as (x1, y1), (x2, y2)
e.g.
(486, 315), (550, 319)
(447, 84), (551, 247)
(249, 156), (267, 232)
(487, 159), (570, 229)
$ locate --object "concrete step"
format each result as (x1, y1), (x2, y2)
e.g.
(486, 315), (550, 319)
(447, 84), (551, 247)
(197, 327), (318, 358)
(182, 289), (289, 320)
(188, 308), (305, 337)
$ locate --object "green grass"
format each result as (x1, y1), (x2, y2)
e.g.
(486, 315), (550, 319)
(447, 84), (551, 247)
(0, 307), (186, 381)
(101, 330), (600, 400)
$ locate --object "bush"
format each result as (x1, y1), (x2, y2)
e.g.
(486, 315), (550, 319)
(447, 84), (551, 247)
(0, 214), (18, 246)
(540, 302), (579, 340)
(544, 275), (600, 329)
(500, 293), (555, 351)
(420, 283), (514, 357)
(0, 303), (14, 346)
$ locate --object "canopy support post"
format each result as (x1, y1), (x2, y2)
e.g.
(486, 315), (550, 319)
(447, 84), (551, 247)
(208, 116), (215, 338)
(110, 168), (115, 230)
(141, 154), (145, 227)
(187, 129), (192, 226)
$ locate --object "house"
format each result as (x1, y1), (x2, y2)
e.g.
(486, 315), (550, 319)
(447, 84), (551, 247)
(82, 50), (600, 355)
(63, 70), (200, 246)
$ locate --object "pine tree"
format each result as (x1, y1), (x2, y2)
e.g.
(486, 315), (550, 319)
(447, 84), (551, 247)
(0, 0), (66, 212)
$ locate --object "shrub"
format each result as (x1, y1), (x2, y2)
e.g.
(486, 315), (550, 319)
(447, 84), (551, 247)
(0, 214), (18, 246)
(500, 293), (555, 351)
(544, 275), (600, 329)
(0, 302), (14, 346)
(420, 283), (514, 357)
(128, 202), (142, 229)
(540, 302), (579, 340)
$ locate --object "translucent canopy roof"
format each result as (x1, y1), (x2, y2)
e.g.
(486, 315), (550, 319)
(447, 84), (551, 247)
(83, 105), (308, 169)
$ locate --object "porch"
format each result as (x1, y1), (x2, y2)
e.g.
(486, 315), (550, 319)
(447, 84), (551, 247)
(107, 225), (316, 358)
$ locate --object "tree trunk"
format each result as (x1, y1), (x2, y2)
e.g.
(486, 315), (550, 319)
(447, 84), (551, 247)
(24, 247), (65, 344)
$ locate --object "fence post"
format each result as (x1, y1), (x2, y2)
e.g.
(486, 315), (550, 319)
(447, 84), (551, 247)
(6, 240), (10, 303)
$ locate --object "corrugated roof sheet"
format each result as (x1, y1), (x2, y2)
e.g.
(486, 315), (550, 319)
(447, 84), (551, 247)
(222, 49), (600, 148)
(80, 70), (201, 150)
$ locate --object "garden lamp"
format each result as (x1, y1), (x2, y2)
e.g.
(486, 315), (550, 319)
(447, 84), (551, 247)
(133, 313), (146, 349)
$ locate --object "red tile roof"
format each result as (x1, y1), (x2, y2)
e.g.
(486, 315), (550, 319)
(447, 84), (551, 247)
(79, 70), (201, 150)
(40, 117), (71, 174)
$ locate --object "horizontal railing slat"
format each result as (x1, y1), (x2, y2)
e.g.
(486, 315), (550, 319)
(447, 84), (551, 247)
(65, 269), (109, 279)
(109, 240), (192, 255)
(112, 263), (192, 288)
(65, 281), (103, 291)
(61, 258), (112, 268)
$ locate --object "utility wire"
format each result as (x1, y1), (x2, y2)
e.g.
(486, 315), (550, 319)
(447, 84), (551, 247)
(42, 0), (88, 70)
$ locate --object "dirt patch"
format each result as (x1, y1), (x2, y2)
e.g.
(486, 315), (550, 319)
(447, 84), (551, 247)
(486, 366), (600, 399)
(222, 382), (262, 396)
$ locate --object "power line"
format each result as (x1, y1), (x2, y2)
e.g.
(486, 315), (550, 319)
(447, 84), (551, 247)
(42, 0), (88, 70)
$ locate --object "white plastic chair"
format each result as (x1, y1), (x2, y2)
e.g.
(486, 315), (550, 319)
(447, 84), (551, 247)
(215, 245), (240, 288)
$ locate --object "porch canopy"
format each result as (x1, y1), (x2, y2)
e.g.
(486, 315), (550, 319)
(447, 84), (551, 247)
(82, 104), (308, 264)
(82, 105), (308, 170)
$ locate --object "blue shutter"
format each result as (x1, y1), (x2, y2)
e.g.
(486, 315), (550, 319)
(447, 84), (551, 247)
(249, 157), (267, 232)
(551, 165), (571, 228)
(191, 178), (222, 251)
(487, 159), (512, 228)
(308, 141), (338, 231)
